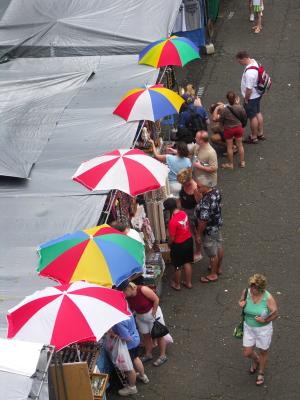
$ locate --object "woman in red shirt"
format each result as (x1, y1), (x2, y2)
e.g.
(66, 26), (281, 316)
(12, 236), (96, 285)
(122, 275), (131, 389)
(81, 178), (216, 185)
(122, 282), (168, 367)
(163, 197), (193, 290)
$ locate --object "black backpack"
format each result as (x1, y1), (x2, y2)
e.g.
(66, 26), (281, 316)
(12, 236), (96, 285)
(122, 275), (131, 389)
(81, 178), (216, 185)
(186, 110), (208, 134)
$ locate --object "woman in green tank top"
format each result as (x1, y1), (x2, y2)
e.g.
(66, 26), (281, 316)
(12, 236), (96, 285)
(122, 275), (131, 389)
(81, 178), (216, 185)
(238, 274), (278, 386)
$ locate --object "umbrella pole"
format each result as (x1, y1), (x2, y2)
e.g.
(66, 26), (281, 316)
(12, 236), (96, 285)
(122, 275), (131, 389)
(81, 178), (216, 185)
(75, 344), (82, 362)
(104, 190), (117, 224)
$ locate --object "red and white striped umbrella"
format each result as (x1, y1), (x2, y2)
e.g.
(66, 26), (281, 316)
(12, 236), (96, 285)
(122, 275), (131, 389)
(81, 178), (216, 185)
(7, 281), (131, 351)
(72, 148), (169, 196)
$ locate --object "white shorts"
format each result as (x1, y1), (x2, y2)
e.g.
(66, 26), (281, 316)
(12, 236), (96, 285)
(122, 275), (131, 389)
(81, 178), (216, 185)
(243, 322), (273, 350)
(135, 306), (164, 335)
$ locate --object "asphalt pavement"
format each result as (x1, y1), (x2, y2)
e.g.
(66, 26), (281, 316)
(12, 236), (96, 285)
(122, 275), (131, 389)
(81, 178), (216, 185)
(110, 0), (300, 399)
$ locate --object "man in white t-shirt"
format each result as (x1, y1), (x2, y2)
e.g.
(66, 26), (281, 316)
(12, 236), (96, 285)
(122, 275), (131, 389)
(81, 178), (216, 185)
(236, 50), (265, 143)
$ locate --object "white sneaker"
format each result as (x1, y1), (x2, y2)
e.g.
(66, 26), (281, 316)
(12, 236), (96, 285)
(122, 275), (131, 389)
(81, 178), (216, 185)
(118, 385), (138, 396)
(137, 373), (150, 384)
(249, 13), (254, 21)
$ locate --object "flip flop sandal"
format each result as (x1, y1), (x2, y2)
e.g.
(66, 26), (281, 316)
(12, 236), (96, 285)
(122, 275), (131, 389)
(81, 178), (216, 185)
(239, 161), (246, 168)
(181, 281), (193, 289)
(153, 356), (168, 367)
(221, 163), (234, 170)
(257, 134), (266, 140)
(254, 27), (261, 34)
(170, 283), (181, 291)
(244, 136), (258, 144)
(140, 355), (153, 363)
(200, 276), (218, 283)
(249, 359), (259, 374)
(256, 373), (264, 386)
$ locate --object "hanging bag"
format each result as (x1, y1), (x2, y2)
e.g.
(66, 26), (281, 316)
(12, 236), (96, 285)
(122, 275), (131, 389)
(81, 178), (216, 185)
(233, 288), (248, 339)
(106, 336), (133, 371)
(151, 317), (169, 339)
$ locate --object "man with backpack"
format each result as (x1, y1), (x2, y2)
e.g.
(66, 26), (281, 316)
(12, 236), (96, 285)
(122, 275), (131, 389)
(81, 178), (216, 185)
(236, 50), (270, 143)
(177, 100), (209, 144)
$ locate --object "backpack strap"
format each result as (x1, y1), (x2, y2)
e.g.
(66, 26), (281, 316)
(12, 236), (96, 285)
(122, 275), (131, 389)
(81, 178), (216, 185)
(245, 66), (258, 72)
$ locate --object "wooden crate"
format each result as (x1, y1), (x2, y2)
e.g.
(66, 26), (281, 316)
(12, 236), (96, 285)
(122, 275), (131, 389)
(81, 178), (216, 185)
(90, 373), (109, 400)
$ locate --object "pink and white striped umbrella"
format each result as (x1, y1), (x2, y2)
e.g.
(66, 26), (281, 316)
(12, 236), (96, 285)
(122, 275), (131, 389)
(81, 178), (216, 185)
(72, 148), (169, 196)
(7, 281), (131, 351)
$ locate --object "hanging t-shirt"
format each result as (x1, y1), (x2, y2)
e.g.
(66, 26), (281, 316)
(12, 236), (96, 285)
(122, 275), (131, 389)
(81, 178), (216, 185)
(168, 210), (192, 243)
(166, 155), (191, 182)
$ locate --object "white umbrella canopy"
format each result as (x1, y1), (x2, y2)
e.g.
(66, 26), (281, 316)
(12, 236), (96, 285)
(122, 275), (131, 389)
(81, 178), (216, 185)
(72, 148), (169, 196)
(7, 281), (131, 351)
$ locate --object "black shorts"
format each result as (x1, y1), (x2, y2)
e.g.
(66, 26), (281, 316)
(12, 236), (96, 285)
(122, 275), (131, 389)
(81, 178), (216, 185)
(170, 237), (194, 269)
(244, 97), (261, 119)
(129, 346), (139, 361)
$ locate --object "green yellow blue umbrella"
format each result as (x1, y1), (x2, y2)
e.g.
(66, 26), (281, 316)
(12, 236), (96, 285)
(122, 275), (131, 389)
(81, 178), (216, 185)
(138, 35), (200, 68)
(37, 224), (144, 287)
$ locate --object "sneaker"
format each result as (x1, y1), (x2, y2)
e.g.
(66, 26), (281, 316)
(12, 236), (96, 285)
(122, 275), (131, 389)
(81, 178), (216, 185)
(137, 373), (150, 384)
(118, 385), (138, 396)
(153, 355), (168, 367)
(249, 13), (254, 21)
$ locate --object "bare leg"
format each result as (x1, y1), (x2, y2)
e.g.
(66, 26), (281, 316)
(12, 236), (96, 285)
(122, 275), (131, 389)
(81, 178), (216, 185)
(208, 255), (219, 279)
(217, 246), (224, 274)
(235, 137), (245, 165)
(183, 262), (192, 288)
(172, 268), (181, 290)
(257, 112), (264, 136)
(133, 357), (145, 376)
(157, 336), (167, 358)
(258, 349), (268, 374)
(142, 333), (153, 357)
(249, 116), (259, 139)
(226, 138), (234, 166)
(243, 346), (260, 369)
(126, 370), (136, 387)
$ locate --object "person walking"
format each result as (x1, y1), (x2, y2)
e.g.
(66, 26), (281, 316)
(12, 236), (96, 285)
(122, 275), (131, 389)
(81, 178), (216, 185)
(238, 274), (278, 386)
(190, 130), (218, 187)
(236, 50), (265, 143)
(194, 176), (223, 283)
(163, 197), (194, 290)
(212, 91), (247, 169)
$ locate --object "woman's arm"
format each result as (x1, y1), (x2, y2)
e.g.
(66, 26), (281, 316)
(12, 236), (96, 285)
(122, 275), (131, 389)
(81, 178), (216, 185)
(149, 139), (166, 162)
(265, 294), (278, 322)
(141, 285), (159, 317)
(238, 289), (247, 308)
(212, 105), (223, 122)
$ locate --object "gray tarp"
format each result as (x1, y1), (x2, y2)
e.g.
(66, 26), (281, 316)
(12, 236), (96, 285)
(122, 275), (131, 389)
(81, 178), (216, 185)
(0, 55), (158, 335)
(0, 0), (181, 337)
(0, 0), (182, 59)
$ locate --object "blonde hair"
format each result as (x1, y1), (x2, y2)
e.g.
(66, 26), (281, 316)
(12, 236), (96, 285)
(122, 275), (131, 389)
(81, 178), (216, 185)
(249, 274), (267, 291)
(177, 168), (192, 185)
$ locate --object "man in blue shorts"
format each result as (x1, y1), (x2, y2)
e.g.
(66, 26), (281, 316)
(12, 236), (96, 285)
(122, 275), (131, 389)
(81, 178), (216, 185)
(236, 51), (266, 143)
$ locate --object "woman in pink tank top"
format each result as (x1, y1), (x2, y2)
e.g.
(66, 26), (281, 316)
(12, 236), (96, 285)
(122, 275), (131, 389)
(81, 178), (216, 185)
(124, 282), (168, 367)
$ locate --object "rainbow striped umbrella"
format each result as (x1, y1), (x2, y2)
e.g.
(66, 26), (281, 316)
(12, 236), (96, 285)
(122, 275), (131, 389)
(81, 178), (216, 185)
(138, 35), (200, 68)
(113, 84), (184, 122)
(37, 225), (144, 287)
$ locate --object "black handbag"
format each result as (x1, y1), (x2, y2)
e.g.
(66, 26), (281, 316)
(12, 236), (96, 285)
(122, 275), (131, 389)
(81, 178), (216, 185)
(151, 317), (169, 339)
(233, 288), (248, 339)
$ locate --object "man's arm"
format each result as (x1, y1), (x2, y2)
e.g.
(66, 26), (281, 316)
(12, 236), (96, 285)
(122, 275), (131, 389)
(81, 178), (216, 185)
(244, 87), (253, 104)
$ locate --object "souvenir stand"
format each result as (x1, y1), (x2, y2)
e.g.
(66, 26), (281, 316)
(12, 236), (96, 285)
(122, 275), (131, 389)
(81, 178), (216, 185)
(49, 341), (109, 400)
